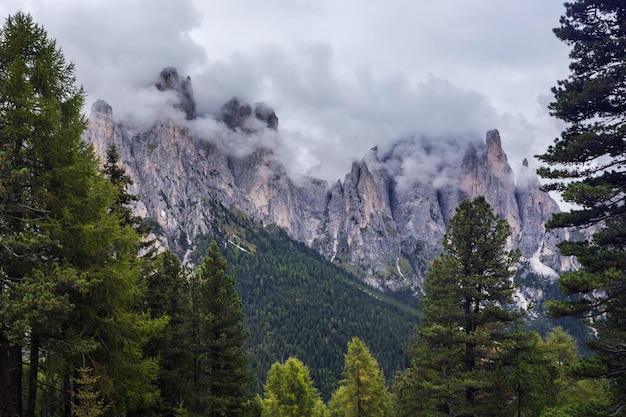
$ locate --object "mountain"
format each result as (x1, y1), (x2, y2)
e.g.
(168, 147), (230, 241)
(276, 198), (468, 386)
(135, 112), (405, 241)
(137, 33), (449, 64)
(84, 67), (574, 295)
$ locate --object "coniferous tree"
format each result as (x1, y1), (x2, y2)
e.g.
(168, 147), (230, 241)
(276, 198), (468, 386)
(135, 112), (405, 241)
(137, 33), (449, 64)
(103, 143), (151, 236)
(189, 241), (254, 417)
(328, 337), (389, 417)
(540, 327), (610, 416)
(142, 250), (193, 416)
(260, 357), (327, 417)
(536, 2), (626, 414)
(500, 330), (558, 417)
(394, 196), (520, 417)
(71, 361), (112, 417)
(0, 12), (89, 417)
(0, 13), (165, 417)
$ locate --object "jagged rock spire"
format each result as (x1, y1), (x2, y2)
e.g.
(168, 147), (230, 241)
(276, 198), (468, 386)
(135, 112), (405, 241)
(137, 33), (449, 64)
(219, 97), (279, 131)
(155, 67), (196, 120)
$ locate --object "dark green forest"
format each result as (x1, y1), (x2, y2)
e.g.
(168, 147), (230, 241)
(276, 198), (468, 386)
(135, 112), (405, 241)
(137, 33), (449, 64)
(191, 202), (419, 399)
(2, 1), (626, 416)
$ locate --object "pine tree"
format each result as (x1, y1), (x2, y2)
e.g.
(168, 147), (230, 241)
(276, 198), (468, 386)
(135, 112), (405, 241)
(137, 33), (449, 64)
(394, 196), (520, 417)
(260, 357), (327, 417)
(189, 241), (254, 417)
(536, 2), (626, 414)
(328, 337), (389, 417)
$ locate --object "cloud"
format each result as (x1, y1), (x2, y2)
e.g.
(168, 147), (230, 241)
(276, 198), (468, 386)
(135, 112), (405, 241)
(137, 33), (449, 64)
(3, 0), (572, 190)
(5, 0), (206, 115)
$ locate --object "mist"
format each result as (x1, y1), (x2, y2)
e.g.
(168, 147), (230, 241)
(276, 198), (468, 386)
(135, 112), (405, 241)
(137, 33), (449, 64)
(1, 0), (572, 187)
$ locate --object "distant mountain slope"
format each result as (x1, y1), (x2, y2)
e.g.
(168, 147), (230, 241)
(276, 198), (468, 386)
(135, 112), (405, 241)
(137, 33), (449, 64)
(190, 202), (419, 399)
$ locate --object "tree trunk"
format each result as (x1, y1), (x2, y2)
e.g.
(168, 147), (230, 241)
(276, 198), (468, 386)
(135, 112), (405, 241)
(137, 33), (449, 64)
(0, 334), (23, 417)
(62, 374), (72, 417)
(25, 336), (39, 417)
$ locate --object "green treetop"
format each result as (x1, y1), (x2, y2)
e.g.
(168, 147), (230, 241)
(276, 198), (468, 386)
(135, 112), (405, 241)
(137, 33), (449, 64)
(260, 357), (327, 417)
(329, 337), (389, 417)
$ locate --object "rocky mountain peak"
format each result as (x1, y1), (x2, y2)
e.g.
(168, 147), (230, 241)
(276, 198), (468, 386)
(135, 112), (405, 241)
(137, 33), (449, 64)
(84, 87), (570, 293)
(220, 97), (278, 131)
(87, 99), (118, 159)
(155, 67), (196, 120)
(254, 102), (279, 129)
(91, 98), (113, 119)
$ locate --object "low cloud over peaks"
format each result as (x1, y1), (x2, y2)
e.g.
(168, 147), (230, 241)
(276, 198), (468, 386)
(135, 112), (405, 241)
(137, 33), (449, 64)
(2, 0), (571, 185)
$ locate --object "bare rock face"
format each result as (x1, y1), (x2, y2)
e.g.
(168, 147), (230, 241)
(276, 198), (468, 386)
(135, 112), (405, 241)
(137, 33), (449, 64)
(515, 158), (568, 270)
(85, 100), (316, 265)
(316, 153), (403, 288)
(155, 67), (196, 120)
(459, 129), (522, 248)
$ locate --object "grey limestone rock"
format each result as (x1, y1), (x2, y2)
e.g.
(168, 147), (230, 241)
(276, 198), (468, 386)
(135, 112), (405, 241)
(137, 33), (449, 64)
(220, 98), (278, 131)
(84, 77), (568, 290)
(155, 67), (196, 120)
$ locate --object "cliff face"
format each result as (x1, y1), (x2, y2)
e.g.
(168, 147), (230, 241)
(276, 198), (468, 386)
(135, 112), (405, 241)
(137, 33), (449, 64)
(84, 68), (572, 289)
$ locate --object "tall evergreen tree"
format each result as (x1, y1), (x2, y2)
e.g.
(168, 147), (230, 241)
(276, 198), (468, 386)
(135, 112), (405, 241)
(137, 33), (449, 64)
(536, 1), (626, 414)
(103, 143), (151, 236)
(189, 241), (254, 417)
(142, 250), (193, 416)
(328, 337), (389, 417)
(394, 196), (520, 417)
(500, 330), (558, 417)
(0, 12), (89, 417)
(0, 13), (164, 417)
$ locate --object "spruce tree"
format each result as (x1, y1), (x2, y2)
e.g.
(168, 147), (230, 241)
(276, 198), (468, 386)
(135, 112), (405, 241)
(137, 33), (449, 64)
(103, 143), (151, 236)
(189, 241), (254, 417)
(536, 2), (626, 414)
(394, 196), (520, 417)
(142, 250), (193, 416)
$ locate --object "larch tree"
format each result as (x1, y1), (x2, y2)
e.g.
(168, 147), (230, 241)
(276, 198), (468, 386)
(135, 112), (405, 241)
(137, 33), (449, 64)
(540, 327), (609, 416)
(0, 12), (165, 417)
(189, 241), (255, 417)
(536, 1), (626, 414)
(260, 357), (327, 417)
(328, 337), (389, 417)
(394, 196), (521, 417)
(0, 12), (89, 417)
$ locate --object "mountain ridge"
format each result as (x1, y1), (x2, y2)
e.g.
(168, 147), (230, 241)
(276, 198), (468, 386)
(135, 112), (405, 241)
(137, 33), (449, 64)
(84, 68), (575, 293)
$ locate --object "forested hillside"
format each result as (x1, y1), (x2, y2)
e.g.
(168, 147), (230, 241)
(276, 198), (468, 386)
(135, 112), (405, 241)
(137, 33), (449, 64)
(190, 203), (419, 398)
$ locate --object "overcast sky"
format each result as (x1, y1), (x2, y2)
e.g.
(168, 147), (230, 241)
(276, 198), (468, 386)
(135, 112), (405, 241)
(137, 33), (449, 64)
(2, 0), (572, 184)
